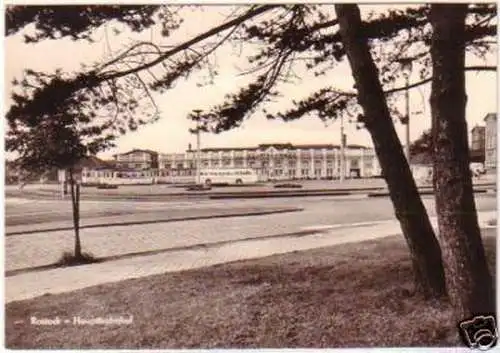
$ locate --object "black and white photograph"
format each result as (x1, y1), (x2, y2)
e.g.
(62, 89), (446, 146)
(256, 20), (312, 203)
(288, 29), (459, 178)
(3, 2), (498, 349)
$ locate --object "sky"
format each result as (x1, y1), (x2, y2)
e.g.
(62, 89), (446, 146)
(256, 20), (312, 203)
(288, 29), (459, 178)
(4, 3), (497, 159)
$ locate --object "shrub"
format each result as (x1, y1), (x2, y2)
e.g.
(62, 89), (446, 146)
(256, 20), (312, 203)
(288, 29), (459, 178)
(56, 251), (101, 267)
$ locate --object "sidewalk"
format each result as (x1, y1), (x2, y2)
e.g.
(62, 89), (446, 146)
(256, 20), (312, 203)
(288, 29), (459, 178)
(5, 210), (496, 303)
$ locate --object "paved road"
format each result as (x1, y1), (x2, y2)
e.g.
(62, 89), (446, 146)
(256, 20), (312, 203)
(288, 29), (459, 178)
(6, 193), (497, 227)
(5, 194), (496, 273)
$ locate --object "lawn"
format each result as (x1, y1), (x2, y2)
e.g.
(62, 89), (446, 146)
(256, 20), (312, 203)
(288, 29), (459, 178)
(5, 229), (496, 349)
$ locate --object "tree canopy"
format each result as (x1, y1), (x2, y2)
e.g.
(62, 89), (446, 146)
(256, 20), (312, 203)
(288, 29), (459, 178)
(5, 4), (496, 140)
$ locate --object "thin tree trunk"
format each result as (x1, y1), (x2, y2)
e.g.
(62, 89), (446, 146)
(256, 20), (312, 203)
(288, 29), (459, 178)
(69, 168), (82, 259)
(429, 4), (494, 320)
(335, 4), (446, 298)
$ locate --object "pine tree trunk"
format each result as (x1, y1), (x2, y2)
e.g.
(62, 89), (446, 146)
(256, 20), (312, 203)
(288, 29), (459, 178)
(429, 4), (494, 320)
(69, 168), (82, 259)
(335, 4), (446, 298)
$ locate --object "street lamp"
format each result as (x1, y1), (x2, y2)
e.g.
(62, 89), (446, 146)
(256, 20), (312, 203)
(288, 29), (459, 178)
(340, 114), (346, 182)
(400, 58), (413, 162)
(192, 109), (203, 185)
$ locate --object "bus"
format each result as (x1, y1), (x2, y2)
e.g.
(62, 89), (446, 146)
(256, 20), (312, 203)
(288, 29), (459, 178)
(200, 168), (258, 186)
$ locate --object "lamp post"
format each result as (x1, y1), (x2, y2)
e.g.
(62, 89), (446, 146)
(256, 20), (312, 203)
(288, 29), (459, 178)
(400, 59), (413, 162)
(192, 109), (202, 185)
(340, 114), (346, 182)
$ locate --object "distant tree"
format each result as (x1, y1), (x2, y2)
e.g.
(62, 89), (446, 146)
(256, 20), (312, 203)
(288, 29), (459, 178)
(6, 102), (116, 261)
(409, 129), (432, 157)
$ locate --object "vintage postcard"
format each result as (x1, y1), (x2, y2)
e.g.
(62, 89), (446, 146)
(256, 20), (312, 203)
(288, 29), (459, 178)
(3, 1), (498, 350)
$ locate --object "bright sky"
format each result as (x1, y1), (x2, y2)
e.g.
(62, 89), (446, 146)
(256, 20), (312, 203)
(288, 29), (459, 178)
(4, 3), (497, 159)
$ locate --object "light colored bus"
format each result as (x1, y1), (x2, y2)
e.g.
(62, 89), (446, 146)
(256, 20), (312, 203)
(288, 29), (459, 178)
(200, 168), (258, 186)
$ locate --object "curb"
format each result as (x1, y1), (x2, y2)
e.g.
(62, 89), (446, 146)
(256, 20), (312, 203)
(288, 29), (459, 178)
(6, 188), (380, 200)
(367, 188), (490, 198)
(5, 207), (304, 236)
(209, 191), (353, 199)
(7, 183), (495, 201)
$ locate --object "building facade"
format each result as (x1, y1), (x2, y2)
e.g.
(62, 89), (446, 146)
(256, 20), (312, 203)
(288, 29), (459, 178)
(113, 149), (159, 170)
(470, 125), (486, 163)
(484, 113), (497, 172)
(471, 125), (486, 152)
(158, 143), (380, 181)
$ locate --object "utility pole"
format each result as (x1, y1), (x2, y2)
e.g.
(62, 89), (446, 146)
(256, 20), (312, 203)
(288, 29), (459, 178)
(193, 109), (202, 185)
(401, 58), (412, 163)
(340, 114), (345, 182)
(405, 73), (411, 162)
(196, 125), (201, 185)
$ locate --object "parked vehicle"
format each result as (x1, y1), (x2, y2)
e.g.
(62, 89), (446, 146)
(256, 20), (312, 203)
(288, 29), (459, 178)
(200, 168), (258, 186)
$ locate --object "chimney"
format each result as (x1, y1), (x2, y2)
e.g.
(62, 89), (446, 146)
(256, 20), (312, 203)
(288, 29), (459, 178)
(188, 143), (192, 151)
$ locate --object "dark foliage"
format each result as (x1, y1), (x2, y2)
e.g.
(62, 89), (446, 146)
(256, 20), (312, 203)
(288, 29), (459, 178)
(5, 5), (496, 138)
(5, 5), (161, 42)
(410, 129), (432, 156)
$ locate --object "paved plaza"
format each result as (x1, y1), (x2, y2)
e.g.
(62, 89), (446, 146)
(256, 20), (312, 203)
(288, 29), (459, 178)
(5, 192), (497, 302)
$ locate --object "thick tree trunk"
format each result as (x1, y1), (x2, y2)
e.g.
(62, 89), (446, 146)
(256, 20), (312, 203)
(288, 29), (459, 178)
(69, 168), (82, 259)
(335, 5), (446, 298)
(429, 4), (494, 320)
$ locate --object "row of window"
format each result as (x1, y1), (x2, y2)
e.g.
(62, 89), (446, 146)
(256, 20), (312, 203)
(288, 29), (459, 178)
(162, 159), (370, 170)
(83, 167), (368, 179)
(264, 168), (357, 177)
(83, 172), (156, 178)
(485, 135), (497, 149)
(160, 154), (369, 163)
(161, 149), (366, 159)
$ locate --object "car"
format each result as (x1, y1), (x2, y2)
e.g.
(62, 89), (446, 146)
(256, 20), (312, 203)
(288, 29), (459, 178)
(186, 184), (211, 191)
(96, 184), (119, 189)
(273, 183), (303, 189)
